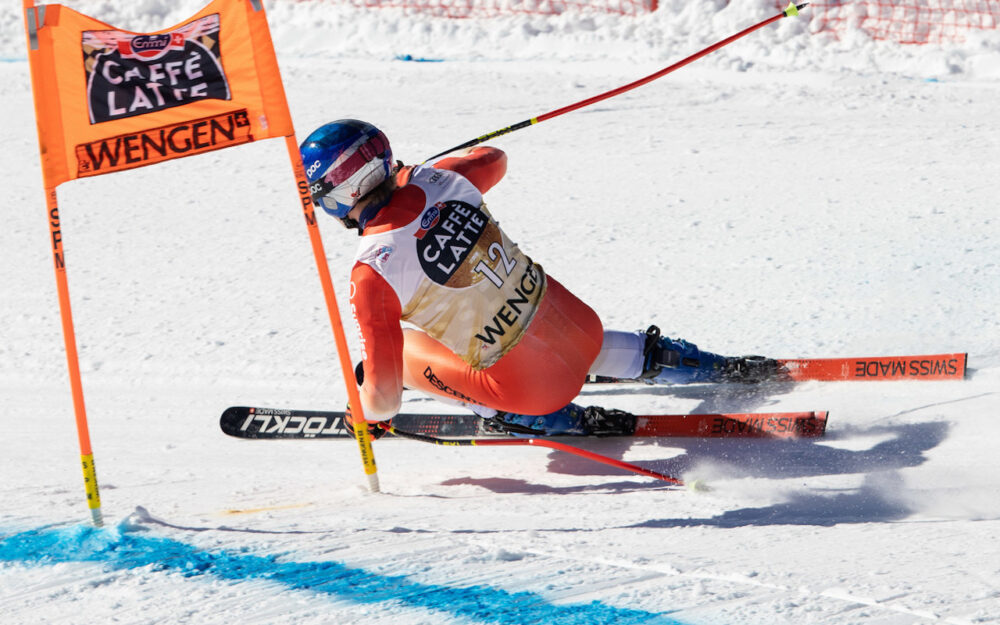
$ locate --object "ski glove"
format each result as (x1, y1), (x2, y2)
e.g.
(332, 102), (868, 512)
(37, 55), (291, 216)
(344, 402), (389, 440)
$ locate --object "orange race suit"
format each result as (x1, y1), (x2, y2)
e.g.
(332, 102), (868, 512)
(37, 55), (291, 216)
(349, 147), (604, 422)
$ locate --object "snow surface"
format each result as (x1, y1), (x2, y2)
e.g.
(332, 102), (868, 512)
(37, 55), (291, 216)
(2, 1), (1000, 623)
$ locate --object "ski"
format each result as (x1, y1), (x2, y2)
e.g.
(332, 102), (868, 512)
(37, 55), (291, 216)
(220, 406), (828, 440)
(587, 352), (968, 384)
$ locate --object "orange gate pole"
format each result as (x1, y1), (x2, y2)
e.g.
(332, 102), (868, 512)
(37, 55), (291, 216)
(44, 188), (104, 527)
(25, 0), (104, 527)
(284, 136), (380, 493)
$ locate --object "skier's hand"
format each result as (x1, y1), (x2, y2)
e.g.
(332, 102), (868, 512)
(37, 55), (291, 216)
(344, 402), (389, 440)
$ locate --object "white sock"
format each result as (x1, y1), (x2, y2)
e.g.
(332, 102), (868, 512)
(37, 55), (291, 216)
(427, 392), (499, 419)
(589, 330), (645, 379)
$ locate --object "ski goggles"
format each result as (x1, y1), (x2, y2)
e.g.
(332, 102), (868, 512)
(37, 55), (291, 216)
(310, 134), (390, 218)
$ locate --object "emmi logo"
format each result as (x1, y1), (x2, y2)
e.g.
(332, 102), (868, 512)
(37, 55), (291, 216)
(75, 109), (252, 177)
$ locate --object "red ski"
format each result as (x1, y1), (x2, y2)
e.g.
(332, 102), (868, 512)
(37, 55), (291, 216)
(588, 352), (968, 384)
(778, 353), (967, 381)
(220, 406), (828, 440)
(634, 411), (827, 438)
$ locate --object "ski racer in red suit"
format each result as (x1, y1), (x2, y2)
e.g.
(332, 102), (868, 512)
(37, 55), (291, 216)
(300, 120), (775, 437)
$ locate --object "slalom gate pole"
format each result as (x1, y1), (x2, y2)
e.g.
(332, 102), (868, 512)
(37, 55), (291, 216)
(285, 137), (380, 493)
(425, 2), (807, 162)
(45, 187), (105, 527)
(378, 423), (684, 486)
(25, 0), (103, 527)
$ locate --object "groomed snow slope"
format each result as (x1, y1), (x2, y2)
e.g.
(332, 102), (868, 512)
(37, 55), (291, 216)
(2, 1), (999, 624)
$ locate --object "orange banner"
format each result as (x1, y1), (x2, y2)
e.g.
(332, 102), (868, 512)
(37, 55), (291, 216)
(26, 0), (293, 187)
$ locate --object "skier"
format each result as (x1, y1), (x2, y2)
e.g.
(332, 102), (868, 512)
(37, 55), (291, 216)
(300, 119), (777, 438)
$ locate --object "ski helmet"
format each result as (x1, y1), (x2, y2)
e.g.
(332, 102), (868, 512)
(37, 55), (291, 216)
(299, 119), (393, 225)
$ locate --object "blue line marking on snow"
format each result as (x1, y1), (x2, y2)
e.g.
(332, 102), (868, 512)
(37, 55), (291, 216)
(0, 523), (681, 624)
(395, 53), (444, 62)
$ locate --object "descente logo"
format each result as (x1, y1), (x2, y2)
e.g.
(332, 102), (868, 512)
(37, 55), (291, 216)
(75, 109), (252, 177)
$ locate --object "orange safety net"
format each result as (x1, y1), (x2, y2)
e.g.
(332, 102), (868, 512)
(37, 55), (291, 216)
(293, 0), (657, 18)
(804, 0), (1000, 44)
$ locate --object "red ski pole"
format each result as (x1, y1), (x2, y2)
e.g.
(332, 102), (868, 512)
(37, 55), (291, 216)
(425, 2), (807, 162)
(377, 423), (684, 486)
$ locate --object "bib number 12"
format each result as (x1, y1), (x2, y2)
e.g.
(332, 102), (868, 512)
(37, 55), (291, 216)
(474, 242), (516, 288)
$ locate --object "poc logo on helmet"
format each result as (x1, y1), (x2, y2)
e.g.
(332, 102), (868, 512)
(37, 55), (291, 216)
(306, 160), (323, 178)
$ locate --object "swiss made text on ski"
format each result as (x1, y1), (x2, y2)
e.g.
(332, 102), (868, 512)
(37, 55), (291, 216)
(588, 352), (968, 384)
(220, 406), (828, 440)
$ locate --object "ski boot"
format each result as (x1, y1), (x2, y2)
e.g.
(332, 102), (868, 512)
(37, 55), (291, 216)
(640, 325), (782, 384)
(492, 403), (636, 437)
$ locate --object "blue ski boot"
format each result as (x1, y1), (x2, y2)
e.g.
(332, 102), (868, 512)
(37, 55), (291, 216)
(640, 325), (782, 384)
(494, 403), (636, 437)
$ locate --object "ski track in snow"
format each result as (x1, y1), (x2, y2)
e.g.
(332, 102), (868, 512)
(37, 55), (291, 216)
(3, 1), (1000, 624)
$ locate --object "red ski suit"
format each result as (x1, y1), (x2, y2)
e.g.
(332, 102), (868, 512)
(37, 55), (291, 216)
(350, 147), (603, 421)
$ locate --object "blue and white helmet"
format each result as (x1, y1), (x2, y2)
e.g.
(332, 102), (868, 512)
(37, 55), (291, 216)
(299, 119), (393, 224)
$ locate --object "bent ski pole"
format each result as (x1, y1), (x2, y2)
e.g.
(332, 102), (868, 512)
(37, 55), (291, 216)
(378, 423), (684, 486)
(425, 2), (807, 162)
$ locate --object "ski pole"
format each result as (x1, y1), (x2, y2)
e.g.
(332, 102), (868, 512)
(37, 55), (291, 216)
(425, 2), (807, 162)
(378, 423), (683, 486)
